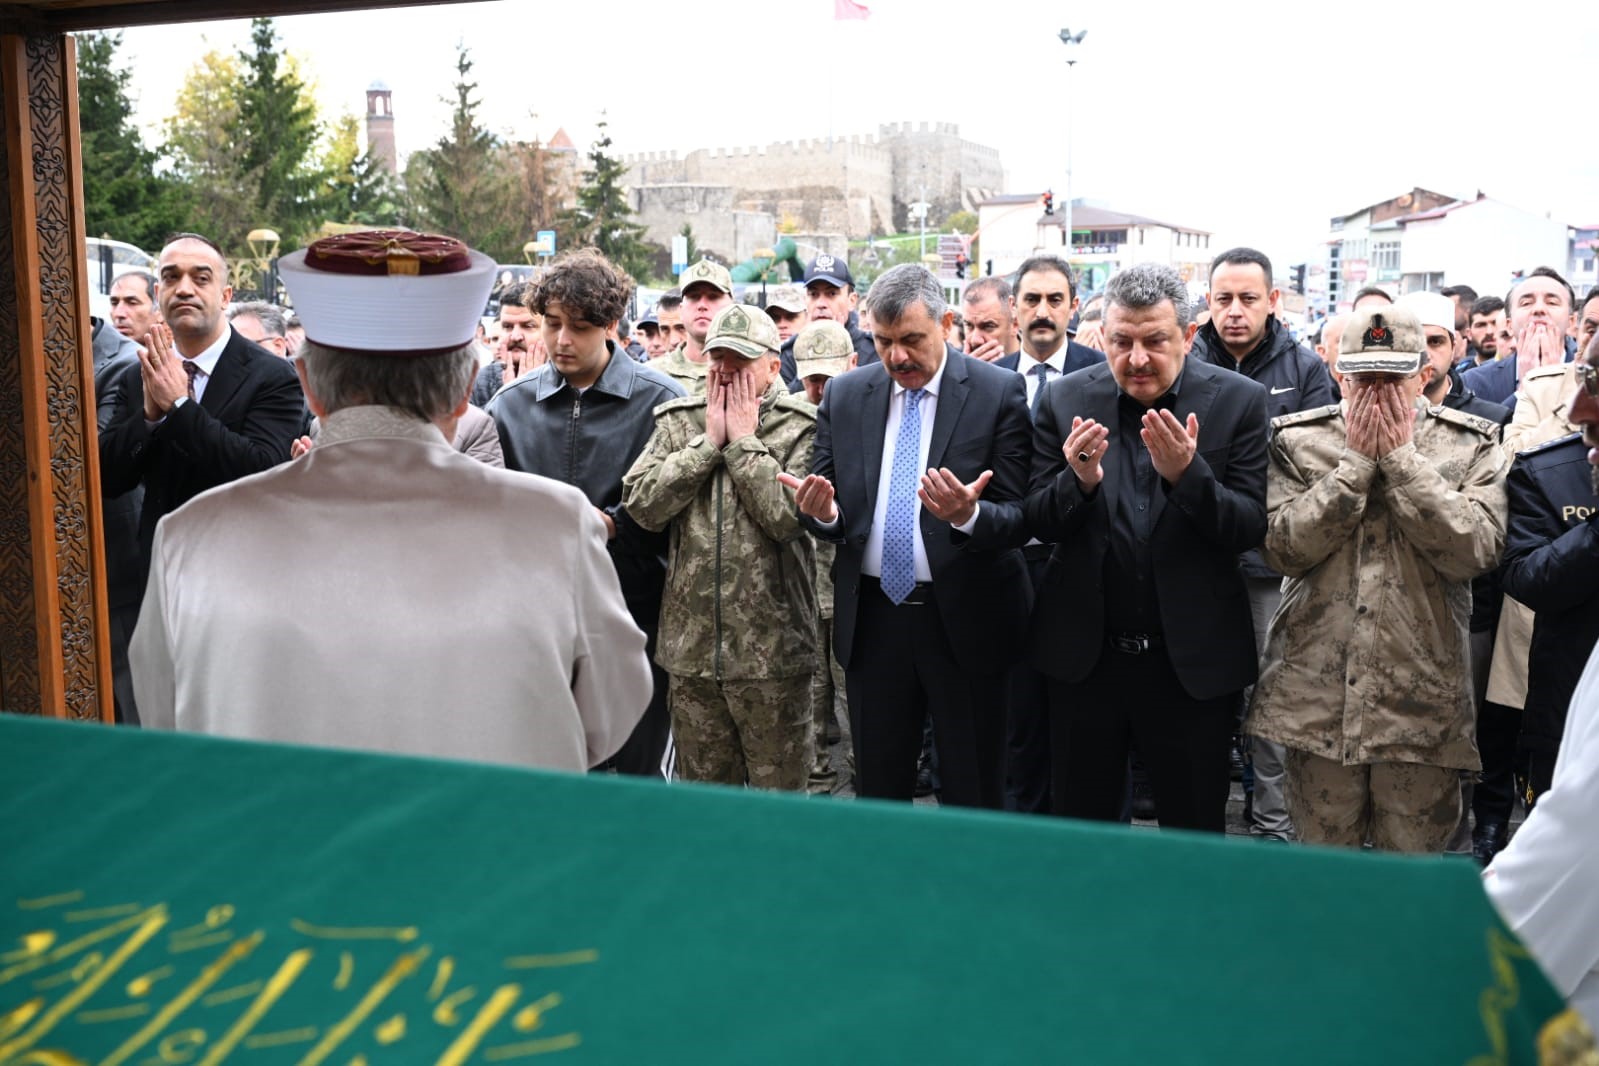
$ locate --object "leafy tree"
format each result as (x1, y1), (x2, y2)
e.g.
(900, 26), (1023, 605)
(320, 112), (401, 226)
(231, 18), (332, 246)
(678, 223), (698, 266)
(408, 44), (519, 259)
(946, 210), (978, 235)
(165, 49), (254, 251)
(75, 31), (190, 252)
(557, 119), (651, 281)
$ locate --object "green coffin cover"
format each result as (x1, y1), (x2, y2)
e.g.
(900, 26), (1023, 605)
(0, 716), (1586, 1064)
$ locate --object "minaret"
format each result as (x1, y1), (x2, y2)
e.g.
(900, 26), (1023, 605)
(365, 80), (397, 177)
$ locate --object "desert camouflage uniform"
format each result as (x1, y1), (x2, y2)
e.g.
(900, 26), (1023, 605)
(654, 344), (708, 397)
(1246, 401), (1509, 850)
(622, 379), (816, 789)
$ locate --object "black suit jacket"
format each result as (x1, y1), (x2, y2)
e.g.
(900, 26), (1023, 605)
(808, 354), (1033, 675)
(1023, 357), (1268, 699)
(995, 341), (1105, 376)
(99, 328), (307, 576)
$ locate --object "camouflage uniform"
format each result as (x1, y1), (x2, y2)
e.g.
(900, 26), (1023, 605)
(654, 344), (708, 397)
(1247, 401), (1508, 851)
(622, 307), (818, 791)
(791, 321), (858, 793)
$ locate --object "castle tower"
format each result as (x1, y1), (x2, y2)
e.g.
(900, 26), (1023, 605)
(365, 80), (397, 177)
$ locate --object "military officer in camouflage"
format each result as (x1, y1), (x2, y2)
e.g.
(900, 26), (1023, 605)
(792, 320), (858, 792)
(1248, 305), (1508, 852)
(652, 259), (735, 397)
(622, 303), (818, 790)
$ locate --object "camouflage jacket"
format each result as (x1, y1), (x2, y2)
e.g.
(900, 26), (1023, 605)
(621, 380), (816, 680)
(1247, 402), (1508, 770)
(652, 345), (708, 397)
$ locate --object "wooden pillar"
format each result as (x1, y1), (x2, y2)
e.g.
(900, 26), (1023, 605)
(0, 31), (113, 721)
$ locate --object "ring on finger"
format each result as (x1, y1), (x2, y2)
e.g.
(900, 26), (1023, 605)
(1076, 450), (1092, 463)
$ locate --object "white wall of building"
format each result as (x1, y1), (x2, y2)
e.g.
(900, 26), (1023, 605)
(1400, 198), (1570, 295)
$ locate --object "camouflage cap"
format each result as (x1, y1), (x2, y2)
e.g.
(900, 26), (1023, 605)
(766, 284), (806, 314)
(1337, 305), (1426, 376)
(679, 259), (733, 296)
(704, 303), (780, 360)
(793, 320), (855, 379)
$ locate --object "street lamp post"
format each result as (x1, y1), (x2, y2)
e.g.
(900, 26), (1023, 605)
(1058, 28), (1086, 262)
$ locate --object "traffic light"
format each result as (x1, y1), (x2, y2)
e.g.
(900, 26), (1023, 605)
(1291, 263), (1307, 295)
(1043, 190), (1055, 215)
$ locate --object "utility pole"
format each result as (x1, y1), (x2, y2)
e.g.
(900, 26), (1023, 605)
(1059, 28), (1087, 261)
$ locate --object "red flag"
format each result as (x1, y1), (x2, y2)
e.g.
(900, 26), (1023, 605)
(835, 0), (870, 19)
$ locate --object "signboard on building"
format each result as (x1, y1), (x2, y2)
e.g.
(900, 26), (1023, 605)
(1344, 258), (1369, 284)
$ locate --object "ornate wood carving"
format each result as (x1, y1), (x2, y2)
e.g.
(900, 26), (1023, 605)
(0, 32), (111, 720)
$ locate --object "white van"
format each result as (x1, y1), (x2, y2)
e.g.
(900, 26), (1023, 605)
(84, 237), (157, 323)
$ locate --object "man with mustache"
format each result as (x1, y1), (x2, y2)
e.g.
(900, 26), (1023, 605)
(1249, 305), (1507, 852)
(1484, 326), (1599, 1030)
(109, 271), (160, 345)
(1000, 256), (1104, 392)
(654, 260), (735, 397)
(1025, 263), (1268, 831)
(99, 232), (306, 614)
(787, 264), (1032, 809)
(470, 283), (546, 407)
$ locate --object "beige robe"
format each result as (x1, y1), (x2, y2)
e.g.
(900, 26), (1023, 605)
(133, 406), (650, 771)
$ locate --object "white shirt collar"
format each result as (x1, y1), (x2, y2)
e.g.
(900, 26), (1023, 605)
(1020, 344), (1068, 376)
(890, 348), (949, 399)
(182, 325), (233, 376)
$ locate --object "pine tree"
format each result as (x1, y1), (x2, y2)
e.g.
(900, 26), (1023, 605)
(231, 18), (332, 246)
(409, 44), (518, 259)
(75, 31), (189, 252)
(321, 113), (401, 226)
(165, 50), (254, 252)
(558, 119), (651, 281)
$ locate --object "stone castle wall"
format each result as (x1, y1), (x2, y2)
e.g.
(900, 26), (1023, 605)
(623, 122), (1001, 240)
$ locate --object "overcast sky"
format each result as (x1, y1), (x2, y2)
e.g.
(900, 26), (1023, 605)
(116, 0), (1598, 270)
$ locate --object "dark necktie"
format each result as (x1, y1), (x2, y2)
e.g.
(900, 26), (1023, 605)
(1029, 363), (1051, 419)
(182, 360), (201, 402)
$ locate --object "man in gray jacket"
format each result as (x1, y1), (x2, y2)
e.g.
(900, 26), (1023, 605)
(487, 249), (685, 776)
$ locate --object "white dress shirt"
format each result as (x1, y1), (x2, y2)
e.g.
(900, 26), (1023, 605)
(1485, 641), (1599, 1028)
(180, 324), (230, 403)
(146, 325), (231, 427)
(859, 354), (981, 580)
(1017, 345), (1069, 409)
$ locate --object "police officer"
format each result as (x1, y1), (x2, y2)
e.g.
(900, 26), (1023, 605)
(1248, 305), (1508, 852)
(622, 303), (818, 790)
(1499, 428), (1599, 808)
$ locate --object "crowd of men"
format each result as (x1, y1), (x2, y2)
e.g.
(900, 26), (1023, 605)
(88, 227), (1598, 1017)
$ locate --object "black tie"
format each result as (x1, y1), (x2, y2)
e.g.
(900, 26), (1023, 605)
(1029, 363), (1051, 420)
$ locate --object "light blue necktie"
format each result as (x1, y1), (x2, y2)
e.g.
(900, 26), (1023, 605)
(880, 388), (925, 604)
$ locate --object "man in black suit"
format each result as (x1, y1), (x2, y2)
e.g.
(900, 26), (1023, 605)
(1025, 262), (1268, 832)
(782, 264), (1032, 809)
(99, 233), (306, 595)
(971, 263), (1105, 813)
(996, 256), (1105, 400)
